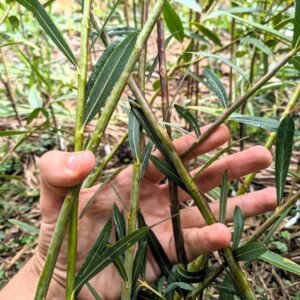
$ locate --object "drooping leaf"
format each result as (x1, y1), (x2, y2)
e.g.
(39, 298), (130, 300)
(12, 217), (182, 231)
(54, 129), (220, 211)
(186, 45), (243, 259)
(242, 37), (273, 56)
(15, 0), (77, 66)
(174, 104), (201, 137)
(128, 110), (141, 159)
(162, 2), (184, 42)
(219, 171), (228, 224)
(149, 155), (186, 191)
(203, 68), (228, 108)
(75, 226), (149, 294)
(194, 52), (249, 83)
(83, 33), (138, 125)
(259, 250), (300, 275)
(9, 219), (39, 235)
(113, 204), (126, 241)
(182, 39), (195, 62)
(232, 206), (244, 249)
(219, 271), (235, 300)
(275, 116), (295, 205)
(191, 22), (222, 46)
(76, 219), (113, 282)
(140, 141), (154, 179)
(138, 211), (172, 277)
(293, 0), (300, 47)
(234, 242), (267, 261)
(173, 0), (201, 13)
(165, 282), (193, 294)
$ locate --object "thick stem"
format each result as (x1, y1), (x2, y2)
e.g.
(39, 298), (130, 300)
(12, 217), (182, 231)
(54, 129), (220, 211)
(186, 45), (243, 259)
(181, 46), (300, 160)
(66, 1), (92, 298)
(238, 82), (300, 195)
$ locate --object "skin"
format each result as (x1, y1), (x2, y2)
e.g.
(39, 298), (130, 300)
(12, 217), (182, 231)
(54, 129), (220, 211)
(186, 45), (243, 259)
(1, 125), (276, 300)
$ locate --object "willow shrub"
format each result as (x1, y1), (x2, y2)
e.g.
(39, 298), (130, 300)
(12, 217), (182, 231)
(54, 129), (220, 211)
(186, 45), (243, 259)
(0, 0), (300, 299)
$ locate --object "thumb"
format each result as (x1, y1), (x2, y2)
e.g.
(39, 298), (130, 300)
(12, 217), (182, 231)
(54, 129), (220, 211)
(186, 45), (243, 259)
(38, 150), (96, 223)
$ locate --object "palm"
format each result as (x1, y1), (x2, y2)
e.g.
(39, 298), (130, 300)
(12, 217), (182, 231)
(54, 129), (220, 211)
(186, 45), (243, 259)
(36, 126), (276, 300)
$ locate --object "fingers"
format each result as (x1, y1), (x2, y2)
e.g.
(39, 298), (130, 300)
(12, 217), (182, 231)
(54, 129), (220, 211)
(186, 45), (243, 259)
(39, 150), (96, 223)
(176, 146), (272, 202)
(180, 187), (277, 229)
(167, 224), (231, 263)
(144, 124), (229, 182)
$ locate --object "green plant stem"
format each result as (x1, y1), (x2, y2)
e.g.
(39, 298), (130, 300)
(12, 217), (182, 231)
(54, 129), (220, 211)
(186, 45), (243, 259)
(122, 160), (141, 300)
(181, 46), (300, 160)
(86, 0), (168, 153)
(66, 0), (92, 298)
(35, 3), (168, 298)
(130, 79), (256, 300)
(238, 82), (300, 195)
(248, 190), (300, 243)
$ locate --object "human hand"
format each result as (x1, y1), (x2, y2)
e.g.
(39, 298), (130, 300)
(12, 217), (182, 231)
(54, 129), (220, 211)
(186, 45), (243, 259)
(21, 125), (278, 299)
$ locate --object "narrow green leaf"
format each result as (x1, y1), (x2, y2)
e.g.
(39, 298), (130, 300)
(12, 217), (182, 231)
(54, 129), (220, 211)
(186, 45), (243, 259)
(0, 130), (29, 137)
(220, 271), (235, 300)
(86, 282), (102, 300)
(75, 227), (149, 294)
(113, 204), (126, 241)
(219, 171), (228, 224)
(182, 39), (195, 63)
(175, 264), (205, 283)
(140, 141), (154, 179)
(242, 37), (273, 56)
(86, 40), (119, 98)
(112, 254), (128, 281)
(275, 116), (295, 205)
(162, 2), (184, 42)
(232, 206), (244, 249)
(191, 22), (222, 46)
(173, 0), (201, 13)
(16, 0), (77, 66)
(9, 219), (39, 235)
(77, 219), (113, 280)
(138, 211), (172, 277)
(165, 282), (193, 294)
(194, 52), (249, 83)
(203, 68), (228, 108)
(214, 283), (236, 295)
(259, 250), (300, 275)
(128, 110), (141, 159)
(234, 242), (267, 261)
(84, 33), (138, 124)
(149, 155), (186, 191)
(174, 104), (201, 137)
(132, 240), (148, 284)
(293, 0), (300, 47)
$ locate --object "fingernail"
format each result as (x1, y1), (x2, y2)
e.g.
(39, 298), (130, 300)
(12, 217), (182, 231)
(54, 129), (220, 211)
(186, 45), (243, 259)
(68, 152), (86, 170)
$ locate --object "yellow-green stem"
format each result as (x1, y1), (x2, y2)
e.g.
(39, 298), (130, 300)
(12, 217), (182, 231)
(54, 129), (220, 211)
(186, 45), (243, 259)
(122, 160), (141, 300)
(66, 0), (92, 298)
